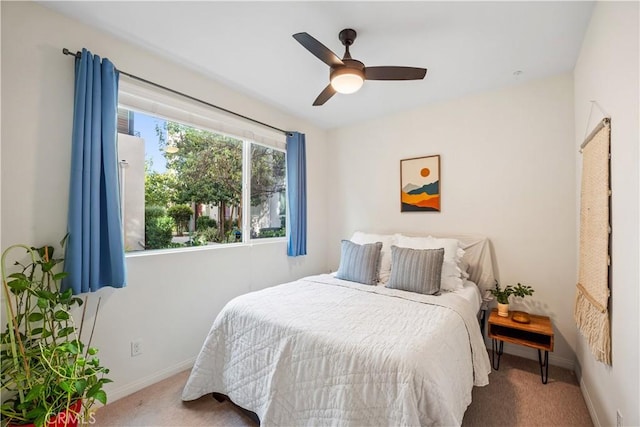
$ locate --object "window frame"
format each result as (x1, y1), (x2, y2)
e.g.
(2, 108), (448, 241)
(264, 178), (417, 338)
(118, 77), (287, 256)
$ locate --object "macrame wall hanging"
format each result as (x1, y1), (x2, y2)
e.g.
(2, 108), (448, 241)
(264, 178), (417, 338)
(574, 115), (612, 365)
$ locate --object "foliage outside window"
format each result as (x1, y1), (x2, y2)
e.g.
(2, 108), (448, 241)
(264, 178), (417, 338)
(250, 145), (286, 239)
(117, 108), (286, 252)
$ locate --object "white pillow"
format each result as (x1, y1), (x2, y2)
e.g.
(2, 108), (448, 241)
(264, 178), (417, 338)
(426, 236), (465, 264)
(459, 258), (470, 279)
(394, 234), (465, 291)
(350, 232), (396, 284)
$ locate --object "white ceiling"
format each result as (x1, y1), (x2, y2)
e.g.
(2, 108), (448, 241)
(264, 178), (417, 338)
(43, 1), (594, 130)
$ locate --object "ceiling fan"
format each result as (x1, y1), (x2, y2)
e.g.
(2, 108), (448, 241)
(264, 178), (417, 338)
(293, 28), (427, 106)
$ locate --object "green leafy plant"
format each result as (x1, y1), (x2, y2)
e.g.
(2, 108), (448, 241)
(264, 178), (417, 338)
(1, 243), (111, 427)
(256, 228), (286, 238)
(144, 205), (166, 221)
(167, 204), (193, 236)
(195, 216), (216, 231)
(194, 227), (218, 245)
(144, 205), (175, 251)
(490, 282), (535, 304)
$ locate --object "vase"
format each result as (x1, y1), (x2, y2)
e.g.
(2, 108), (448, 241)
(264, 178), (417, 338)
(47, 400), (82, 427)
(9, 400), (82, 427)
(497, 302), (509, 317)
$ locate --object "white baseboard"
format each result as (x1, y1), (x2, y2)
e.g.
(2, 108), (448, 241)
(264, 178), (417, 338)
(578, 373), (601, 427)
(107, 357), (196, 403)
(484, 339), (575, 370)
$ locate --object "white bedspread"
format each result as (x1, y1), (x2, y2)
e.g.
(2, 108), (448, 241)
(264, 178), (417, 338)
(182, 274), (491, 426)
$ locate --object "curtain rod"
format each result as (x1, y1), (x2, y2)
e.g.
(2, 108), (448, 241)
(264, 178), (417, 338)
(62, 48), (290, 136)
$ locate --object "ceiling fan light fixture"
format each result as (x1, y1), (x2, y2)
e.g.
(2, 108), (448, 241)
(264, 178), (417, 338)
(293, 29), (426, 105)
(330, 68), (364, 94)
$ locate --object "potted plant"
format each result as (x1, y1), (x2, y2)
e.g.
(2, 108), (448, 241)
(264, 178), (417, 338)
(1, 243), (111, 427)
(490, 282), (535, 319)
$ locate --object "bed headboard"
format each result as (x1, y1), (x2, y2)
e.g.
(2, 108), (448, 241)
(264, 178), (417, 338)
(380, 232), (498, 298)
(431, 234), (498, 298)
(347, 230), (499, 298)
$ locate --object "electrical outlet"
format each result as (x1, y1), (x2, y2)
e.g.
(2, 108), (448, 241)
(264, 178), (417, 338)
(131, 339), (143, 357)
(616, 410), (623, 427)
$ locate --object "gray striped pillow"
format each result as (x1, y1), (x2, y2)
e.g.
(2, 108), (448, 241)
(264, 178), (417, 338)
(387, 246), (444, 295)
(336, 240), (383, 286)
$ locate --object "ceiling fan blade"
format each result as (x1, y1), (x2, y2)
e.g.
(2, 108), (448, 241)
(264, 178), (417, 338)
(364, 66), (427, 81)
(293, 32), (344, 67)
(313, 84), (337, 106)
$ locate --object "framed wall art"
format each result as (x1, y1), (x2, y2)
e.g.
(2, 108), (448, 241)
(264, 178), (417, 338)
(400, 155), (440, 212)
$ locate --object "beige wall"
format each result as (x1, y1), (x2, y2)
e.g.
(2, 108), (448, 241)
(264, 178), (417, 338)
(573, 2), (639, 426)
(327, 73), (579, 368)
(1, 1), (329, 401)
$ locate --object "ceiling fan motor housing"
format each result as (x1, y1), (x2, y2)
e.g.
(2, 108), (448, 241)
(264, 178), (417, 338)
(330, 59), (365, 79)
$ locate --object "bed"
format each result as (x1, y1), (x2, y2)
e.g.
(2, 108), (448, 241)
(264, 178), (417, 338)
(182, 234), (496, 426)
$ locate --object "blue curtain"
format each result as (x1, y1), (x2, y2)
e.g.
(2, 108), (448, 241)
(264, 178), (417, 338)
(63, 48), (126, 294)
(286, 132), (307, 256)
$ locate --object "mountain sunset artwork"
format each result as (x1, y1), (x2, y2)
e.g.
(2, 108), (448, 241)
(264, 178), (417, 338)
(400, 155), (440, 212)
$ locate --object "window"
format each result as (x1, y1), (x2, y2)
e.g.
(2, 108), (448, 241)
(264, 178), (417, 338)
(250, 145), (286, 239)
(117, 90), (286, 252)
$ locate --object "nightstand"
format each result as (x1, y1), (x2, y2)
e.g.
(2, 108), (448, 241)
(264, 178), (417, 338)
(487, 308), (554, 384)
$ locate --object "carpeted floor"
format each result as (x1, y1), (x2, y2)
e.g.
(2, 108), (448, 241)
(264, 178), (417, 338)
(93, 352), (592, 426)
(462, 353), (592, 426)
